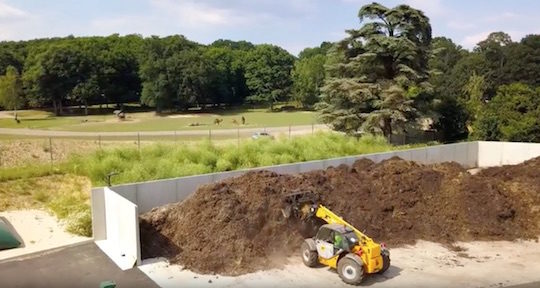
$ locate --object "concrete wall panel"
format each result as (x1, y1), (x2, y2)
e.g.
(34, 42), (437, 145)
(298, 160), (324, 173)
(96, 188), (140, 270)
(323, 158), (348, 169)
(370, 151), (397, 163)
(467, 142), (478, 168)
(109, 184), (137, 204)
(453, 143), (469, 167)
(91, 188), (106, 241)
(394, 150), (413, 161)
(426, 146), (443, 164)
(409, 149), (428, 164)
(478, 141), (504, 167)
(211, 170), (247, 182)
(501, 142), (531, 165)
(175, 175), (213, 202)
(440, 144), (456, 163)
(137, 179), (177, 214)
(264, 163), (300, 175)
(529, 144), (540, 160)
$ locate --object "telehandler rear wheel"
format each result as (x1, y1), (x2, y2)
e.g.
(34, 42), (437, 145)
(301, 241), (318, 267)
(337, 257), (364, 285)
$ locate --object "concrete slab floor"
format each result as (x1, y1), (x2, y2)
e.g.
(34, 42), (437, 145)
(139, 239), (540, 288)
(0, 242), (158, 288)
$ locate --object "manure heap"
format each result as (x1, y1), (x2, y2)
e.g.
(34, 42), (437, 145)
(140, 157), (540, 275)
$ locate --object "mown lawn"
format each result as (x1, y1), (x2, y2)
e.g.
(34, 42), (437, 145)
(0, 108), (318, 132)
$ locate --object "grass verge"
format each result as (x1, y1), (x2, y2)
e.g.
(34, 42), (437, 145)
(0, 174), (92, 236)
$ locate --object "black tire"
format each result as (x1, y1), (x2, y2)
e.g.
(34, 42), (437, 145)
(301, 241), (318, 267)
(378, 250), (391, 274)
(337, 257), (364, 285)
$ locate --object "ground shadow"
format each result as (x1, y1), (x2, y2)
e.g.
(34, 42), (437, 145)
(362, 265), (403, 286)
(139, 218), (181, 261)
(308, 261), (402, 285)
(317, 264), (402, 285)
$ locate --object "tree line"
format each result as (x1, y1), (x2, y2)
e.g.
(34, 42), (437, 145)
(0, 35), (295, 115)
(0, 2), (538, 142)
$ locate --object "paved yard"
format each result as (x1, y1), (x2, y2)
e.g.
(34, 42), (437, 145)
(0, 242), (158, 288)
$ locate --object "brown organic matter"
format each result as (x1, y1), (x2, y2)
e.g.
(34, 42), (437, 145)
(140, 157), (540, 275)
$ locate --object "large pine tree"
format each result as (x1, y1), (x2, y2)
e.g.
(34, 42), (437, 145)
(319, 2), (432, 137)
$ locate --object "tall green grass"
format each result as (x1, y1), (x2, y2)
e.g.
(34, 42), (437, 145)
(0, 132), (427, 186)
(65, 132), (406, 186)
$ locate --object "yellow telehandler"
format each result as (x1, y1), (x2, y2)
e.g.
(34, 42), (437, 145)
(282, 191), (390, 285)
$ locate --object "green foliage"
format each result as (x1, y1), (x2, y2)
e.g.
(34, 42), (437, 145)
(432, 97), (468, 142)
(244, 44), (295, 109)
(292, 54), (326, 107)
(297, 42), (332, 59)
(47, 132), (401, 186)
(22, 36), (142, 115)
(462, 73), (487, 125)
(319, 2), (432, 137)
(473, 83), (540, 142)
(0, 66), (23, 118)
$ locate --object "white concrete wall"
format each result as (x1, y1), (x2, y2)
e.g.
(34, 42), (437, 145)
(94, 187), (140, 270)
(91, 187), (106, 241)
(478, 141), (540, 167)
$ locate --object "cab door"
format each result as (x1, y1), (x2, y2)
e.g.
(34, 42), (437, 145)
(315, 226), (335, 259)
(315, 240), (335, 259)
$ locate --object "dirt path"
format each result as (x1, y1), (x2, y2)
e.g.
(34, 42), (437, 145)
(0, 125), (329, 138)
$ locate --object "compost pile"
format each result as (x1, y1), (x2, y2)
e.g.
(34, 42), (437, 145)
(140, 156), (540, 275)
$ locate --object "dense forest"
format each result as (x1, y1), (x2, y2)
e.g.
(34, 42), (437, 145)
(0, 2), (538, 142)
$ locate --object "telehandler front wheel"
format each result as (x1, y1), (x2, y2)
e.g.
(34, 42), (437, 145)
(378, 250), (390, 274)
(301, 241), (318, 267)
(337, 257), (364, 285)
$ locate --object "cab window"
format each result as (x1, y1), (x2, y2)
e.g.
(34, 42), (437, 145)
(316, 227), (333, 242)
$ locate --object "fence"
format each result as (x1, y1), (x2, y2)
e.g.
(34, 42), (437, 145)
(0, 125), (330, 168)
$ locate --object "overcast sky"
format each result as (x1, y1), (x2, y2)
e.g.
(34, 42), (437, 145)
(1, 0), (538, 55)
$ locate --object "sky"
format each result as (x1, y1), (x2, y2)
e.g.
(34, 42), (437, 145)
(0, 0), (538, 55)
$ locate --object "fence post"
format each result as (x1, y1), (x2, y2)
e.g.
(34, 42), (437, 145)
(288, 125), (291, 139)
(49, 137), (53, 166)
(137, 133), (141, 152)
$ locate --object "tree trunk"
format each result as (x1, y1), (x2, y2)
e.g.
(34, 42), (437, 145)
(58, 100), (63, 116)
(52, 99), (58, 116)
(84, 100), (88, 116)
(382, 118), (393, 140)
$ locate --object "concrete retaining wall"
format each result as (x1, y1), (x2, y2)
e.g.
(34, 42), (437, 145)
(477, 141), (540, 167)
(94, 188), (140, 270)
(91, 140), (540, 269)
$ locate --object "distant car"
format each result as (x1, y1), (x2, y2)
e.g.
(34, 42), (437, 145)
(252, 131), (274, 140)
